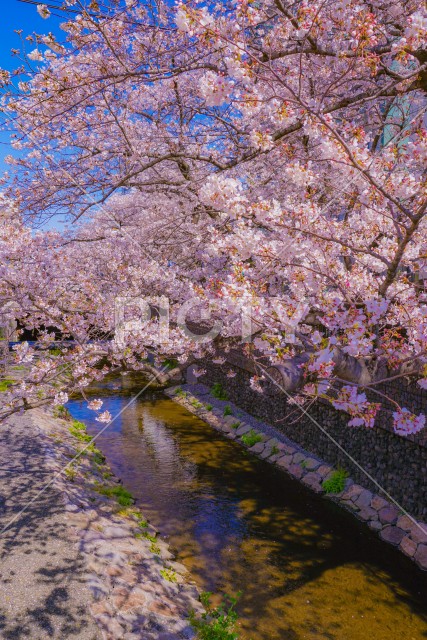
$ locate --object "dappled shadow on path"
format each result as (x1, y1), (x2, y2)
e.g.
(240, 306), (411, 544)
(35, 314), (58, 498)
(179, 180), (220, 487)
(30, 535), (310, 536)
(0, 414), (100, 640)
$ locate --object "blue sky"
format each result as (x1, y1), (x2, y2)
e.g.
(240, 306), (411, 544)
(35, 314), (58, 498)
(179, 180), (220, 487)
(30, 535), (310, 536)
(2, 1), (60, 64)
(0, 1), (64, 227)
(0, 0), (63, 136)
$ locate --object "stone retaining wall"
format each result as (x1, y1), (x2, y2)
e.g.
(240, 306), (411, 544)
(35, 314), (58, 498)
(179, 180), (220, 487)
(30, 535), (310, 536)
(195, 358), (427, 521)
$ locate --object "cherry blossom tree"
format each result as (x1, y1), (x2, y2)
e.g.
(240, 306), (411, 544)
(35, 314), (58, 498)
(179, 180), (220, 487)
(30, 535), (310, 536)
(1, 0), (427, 436)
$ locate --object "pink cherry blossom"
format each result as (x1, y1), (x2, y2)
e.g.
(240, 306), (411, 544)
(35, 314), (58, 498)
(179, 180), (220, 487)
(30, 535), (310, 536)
(36, 4), (50, 19)
(0, 0), (424, 439)
(88, 399), (103, 411)
(393, 409), (426, 436)
(54, 392), (68, 406)
(96, 411), (112, 424)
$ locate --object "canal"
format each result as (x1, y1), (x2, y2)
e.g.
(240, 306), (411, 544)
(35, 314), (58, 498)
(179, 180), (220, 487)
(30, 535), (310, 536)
(67, 373), (427, 640)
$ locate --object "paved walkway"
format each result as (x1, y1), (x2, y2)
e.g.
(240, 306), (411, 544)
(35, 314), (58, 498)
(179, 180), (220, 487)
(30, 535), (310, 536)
(0, 411), (101, 639)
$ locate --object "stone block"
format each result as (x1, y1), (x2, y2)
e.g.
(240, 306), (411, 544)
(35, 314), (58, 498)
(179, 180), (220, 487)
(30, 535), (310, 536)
(354, 489), (373, 509)
(341, 484), (364, 501)
(378, 506), (399, 525)
(280, 443), (297, 455)
(303, 457), (321, 471)
(236, 424), (251, 436)
(113, 587), (147, 613)
(293, 452), (305, 464)
(356, 506), (378, 522)
(95, 614), (126, 638)
(341, 500), (359, 512)
(409, 523), (427, 545)
(87, 574), (109, 600)
(265, 438), (279, 449)
(288, 464), (303, 479)
(90, 600), (115, 617)
(301, 472), (322, 493)
(379, 525), (405, 546)
(302, 471), (322, 485)
(396, 515), (414, 531)
(148, 597), (180, 617)
(399, 536), (417, 558)
(414, 544), (427, 570)
(276, 455), (293, 469)
(249, 442), (265, 454)
(317, 464), (333, 479)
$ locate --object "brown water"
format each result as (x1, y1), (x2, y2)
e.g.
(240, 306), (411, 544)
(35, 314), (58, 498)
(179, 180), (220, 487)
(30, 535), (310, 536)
(67, 374), (427, 640)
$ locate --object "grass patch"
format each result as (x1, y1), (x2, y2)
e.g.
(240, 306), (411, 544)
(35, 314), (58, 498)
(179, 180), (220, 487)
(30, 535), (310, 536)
(117, 507), (148, 529)
(69, 420), (92, 443)
(90, 447), (106, 465)
(117, 506), (141, 518)
(136, 528), (162, 553)
(0, 378), (14, 392)
(160, 568), (178, 583)
(163, 358), (179, 370)
(135, 531), (157, 543)
(95, 483), (135, 506)
(150, 542), (161, 555)
(190, 398), (204, 409)
(230, 422), (240, 429)
(64, 466), (77, 482)
(70, 419), (86, 431)
(223, 405), (232, 417)
(271, 445), (279, 455)
(322, 468), (348, 494)
(241, 430), (263, 447)
(190, 592), (240, 640)
(205, 403), (213, 411)
(53, 404), (71, 419)
(211, 383), (228, 401)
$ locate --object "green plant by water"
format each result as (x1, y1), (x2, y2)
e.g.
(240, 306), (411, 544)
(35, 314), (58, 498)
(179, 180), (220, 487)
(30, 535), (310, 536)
(69, 420), (92, 443)
(0, 378), (14, 392)
(95, 483), (135, 506)
(322, 468), (348, 493)
(191, 398), (204, 409)
(241, 430), (263, 447)
(211, 383), (228, 400)
(160, 567), (178, 583)
(190, 591), (241, 640)
(223, 405), (232, 417)
(150, 541), (161, 555)
(53, 404), (71, 419)
(64, 465), (77, 482)
(163, 358), (179, 370)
